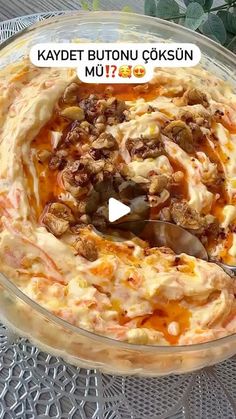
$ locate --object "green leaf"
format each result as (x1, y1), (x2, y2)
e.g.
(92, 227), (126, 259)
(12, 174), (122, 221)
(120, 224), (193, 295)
(156, 0), (179, 19)
(218, 11), (236, 35)
(184, 0), (205, 6)
(144, 0), (157, 17)
(81, 0), (90, 10)
(225, 31), (235, 44)
(203, 0), (213, 11)
(185, 3), (205, 30)
(201, 13), (227, 44)
(122, 5), (133, 12)
(227, 35), (236, 52)
(92, 0), (100, 10)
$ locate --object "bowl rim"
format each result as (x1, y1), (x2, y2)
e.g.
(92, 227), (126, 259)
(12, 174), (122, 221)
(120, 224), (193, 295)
(1, 10), (236, 68)
(0, 10), (235, 353)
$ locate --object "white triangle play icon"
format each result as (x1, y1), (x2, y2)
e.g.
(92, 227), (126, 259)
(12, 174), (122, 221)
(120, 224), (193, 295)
(108, 198), (131, 222)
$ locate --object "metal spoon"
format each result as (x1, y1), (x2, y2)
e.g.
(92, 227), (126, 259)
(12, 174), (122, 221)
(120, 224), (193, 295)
(116, 220), (236, 276)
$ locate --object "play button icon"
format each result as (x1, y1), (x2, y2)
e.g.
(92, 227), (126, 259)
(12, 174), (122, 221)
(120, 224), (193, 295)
(108, 198), (131, 222)
(85, 177), (150, 239)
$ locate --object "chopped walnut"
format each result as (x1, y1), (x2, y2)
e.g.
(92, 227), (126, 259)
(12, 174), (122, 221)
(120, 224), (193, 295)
(149, 175), (169, 195)
(61, 106), (85, 121)
(179, 109), (211, 129)
(48, 150), (67, 170)
(94, 122), (106, 134)
(82, 157), (105, 174)
(61, 120), (90, 147)
(183, 88), (209, 108)
(80, 120), (92, 132)
(89, 148), (104, 161)
(91, 132), (118, 150)
(36, 149), (51, 164)
(48, 202), (75, 223)
(163, 120), (194, 153)
(61, 156), (111, 198)
(170, 201), (204, 230)
(74, 172), (90, 187)
(70, 223), (88, 234)
(126, 137), (165, 160)
(96, 115), (106, 124)
(105, 97), (126, 125)
(63, 82), (79, 104)
(62, 167), (89, 198)
(43, 213), (69, 236)
(189, 122), (204, 143)
(79, 95), (126, 125)
(79, 95), (104, 123)
(74, 237), (98, 261)
(178, 110), (193, 124)
(68, 160), (92, 187)
(76, 200), (87, 214)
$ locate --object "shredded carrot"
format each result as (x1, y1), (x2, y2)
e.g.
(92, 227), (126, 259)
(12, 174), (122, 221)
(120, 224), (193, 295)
(2, 218), (65, 284)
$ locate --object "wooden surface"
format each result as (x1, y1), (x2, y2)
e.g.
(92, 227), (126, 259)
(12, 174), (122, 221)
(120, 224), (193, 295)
(0, 0), (144, 21)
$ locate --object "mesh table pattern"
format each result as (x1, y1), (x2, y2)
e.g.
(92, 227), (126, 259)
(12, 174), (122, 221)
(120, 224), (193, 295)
(0, 12), (236, 419)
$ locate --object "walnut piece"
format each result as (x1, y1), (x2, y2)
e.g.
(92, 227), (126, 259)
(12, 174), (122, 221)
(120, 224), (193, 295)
(61, 106), (85, 121)
(79, 94), (126, 125)
(43, 213), (69, 236)
(62, 167), (89, 198)
(184, 88), (209, 108)
(49, 202), (75, 223)
(163, 120), (194, 153)
(48, 150), (67, 170)
(126, 137), (165, 160)
(63, 83), (79, 104)
(92, 132), (118, 150)
(170, 201), (203, 230)
(74, 237), (98, 261)
(149, 175), (169, 195)
(36, 149), (51, 164)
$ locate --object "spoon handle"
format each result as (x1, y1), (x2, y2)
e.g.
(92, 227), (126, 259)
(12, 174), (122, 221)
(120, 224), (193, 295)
(210, 259), (236, 277)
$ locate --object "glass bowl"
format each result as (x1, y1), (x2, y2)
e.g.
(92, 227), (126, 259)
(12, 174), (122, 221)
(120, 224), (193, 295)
(0, 11), (236, 377)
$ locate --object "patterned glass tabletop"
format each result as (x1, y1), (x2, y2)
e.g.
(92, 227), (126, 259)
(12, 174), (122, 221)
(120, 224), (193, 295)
(0, 12), (235, 419)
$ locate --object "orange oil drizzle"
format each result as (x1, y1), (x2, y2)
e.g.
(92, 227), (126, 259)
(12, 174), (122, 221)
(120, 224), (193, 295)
(73, 83), (162, 102)
(120, 301), (191, 344)
(23, 82), (233, 265)
(25, 83), (165, 220)
(25, 126), (63, 219)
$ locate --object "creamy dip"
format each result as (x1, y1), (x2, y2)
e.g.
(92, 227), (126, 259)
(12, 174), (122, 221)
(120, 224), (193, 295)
(0, 59), (236, 345)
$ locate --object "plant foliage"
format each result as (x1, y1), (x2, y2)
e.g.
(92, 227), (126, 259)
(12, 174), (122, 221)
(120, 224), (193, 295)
(80, 0), (236, 52)
(144, 0), (236, 52)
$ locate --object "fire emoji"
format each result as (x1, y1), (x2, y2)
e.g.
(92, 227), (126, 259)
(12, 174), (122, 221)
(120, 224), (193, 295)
(118, 65), (132, 78)
(133, 65), (146, 78)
